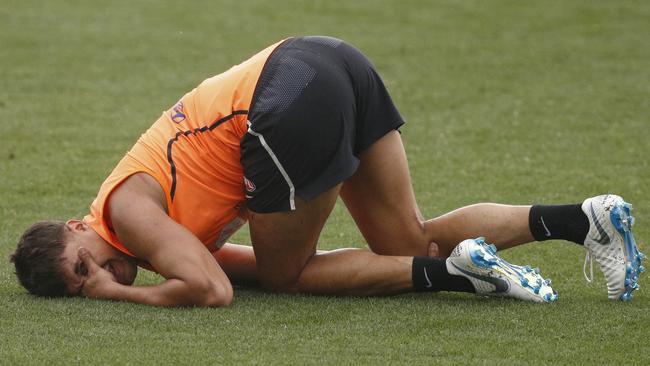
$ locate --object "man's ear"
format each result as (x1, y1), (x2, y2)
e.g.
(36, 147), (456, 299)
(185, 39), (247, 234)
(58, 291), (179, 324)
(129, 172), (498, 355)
(65, 219), (88, 232)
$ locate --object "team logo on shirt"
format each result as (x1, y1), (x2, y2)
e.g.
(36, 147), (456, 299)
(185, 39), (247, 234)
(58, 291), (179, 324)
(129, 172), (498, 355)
(244, 176), (256, 194)
(170, 101), (186, 123)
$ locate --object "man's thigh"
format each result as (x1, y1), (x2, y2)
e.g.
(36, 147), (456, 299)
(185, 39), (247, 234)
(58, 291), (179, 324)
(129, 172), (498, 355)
(340, 130), (430, 256)
(248, 184), (341, 292)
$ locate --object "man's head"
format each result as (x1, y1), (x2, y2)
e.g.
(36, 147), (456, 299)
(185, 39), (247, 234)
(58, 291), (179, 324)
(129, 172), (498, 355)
(11, 220), (138, 297)
(10, 220), (69, 296)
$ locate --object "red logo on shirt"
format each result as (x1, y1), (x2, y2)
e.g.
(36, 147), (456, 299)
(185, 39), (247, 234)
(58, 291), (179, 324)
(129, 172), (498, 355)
(170, 101), (186, 123)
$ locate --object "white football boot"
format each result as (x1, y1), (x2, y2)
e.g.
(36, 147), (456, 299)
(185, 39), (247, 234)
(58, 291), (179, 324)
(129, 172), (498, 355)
(581, 194), (645, 301)
(447, 238), (557, 303)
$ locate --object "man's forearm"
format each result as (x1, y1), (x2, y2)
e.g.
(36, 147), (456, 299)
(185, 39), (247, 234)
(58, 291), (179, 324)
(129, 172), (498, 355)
(105, 278), (232, 307)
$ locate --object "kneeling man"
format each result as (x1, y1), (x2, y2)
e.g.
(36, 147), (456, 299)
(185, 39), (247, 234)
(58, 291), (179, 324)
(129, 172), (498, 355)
(11, 36), (645, 306)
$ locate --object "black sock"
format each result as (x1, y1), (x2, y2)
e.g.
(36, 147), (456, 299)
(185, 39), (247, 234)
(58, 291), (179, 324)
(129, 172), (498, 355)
(412, 257), (475, 293)
(529, 204), (589, 244)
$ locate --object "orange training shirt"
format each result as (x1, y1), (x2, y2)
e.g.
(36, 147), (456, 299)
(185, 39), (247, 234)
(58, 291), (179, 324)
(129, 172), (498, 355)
(83, 39), (286, 262)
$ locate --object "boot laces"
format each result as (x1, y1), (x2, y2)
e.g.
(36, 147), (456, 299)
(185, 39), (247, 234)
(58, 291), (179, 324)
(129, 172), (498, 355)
(583, 250), (594, 283)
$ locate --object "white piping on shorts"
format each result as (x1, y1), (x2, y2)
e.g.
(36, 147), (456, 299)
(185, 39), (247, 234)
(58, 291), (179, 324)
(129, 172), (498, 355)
(246, 120), (296, 210)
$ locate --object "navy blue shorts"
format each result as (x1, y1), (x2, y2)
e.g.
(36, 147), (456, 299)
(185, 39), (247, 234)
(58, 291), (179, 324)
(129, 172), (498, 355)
(241, 36), (405, 213)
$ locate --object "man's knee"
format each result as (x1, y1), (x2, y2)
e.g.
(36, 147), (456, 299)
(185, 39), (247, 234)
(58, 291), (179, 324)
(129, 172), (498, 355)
(257, 263), (305, 294)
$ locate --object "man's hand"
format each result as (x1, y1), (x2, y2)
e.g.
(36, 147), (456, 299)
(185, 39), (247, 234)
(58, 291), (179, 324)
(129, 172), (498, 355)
(78, 247), (119, 299)
(428, 242), (440, 257)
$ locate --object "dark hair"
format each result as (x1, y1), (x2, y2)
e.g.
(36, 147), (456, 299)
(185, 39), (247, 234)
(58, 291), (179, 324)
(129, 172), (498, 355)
(10, 220), (69, 297)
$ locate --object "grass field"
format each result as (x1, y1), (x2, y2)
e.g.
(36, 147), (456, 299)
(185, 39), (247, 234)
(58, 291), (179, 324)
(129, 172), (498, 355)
(1, 0), (649, 364)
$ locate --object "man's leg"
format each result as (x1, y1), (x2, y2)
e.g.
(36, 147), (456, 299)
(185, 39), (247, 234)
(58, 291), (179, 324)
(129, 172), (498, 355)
(339, 130), (648, 301)
(248, 184), (415, 295)
(341, 130), (539, 258)
(247, 181), (555, 302)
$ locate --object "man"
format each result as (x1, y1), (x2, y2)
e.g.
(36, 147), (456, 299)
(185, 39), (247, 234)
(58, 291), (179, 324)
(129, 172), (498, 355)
(10, 36), (645, 306)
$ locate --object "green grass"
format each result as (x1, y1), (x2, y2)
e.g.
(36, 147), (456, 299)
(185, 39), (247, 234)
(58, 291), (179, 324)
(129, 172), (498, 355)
(1, 0), (649, 364)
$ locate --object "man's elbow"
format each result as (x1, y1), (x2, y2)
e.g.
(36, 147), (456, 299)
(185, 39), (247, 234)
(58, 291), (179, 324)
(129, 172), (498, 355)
(198, 281), (233, 308)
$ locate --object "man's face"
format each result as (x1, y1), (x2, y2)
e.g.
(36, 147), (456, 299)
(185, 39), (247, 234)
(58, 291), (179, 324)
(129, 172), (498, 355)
(59, 221), (138, 296)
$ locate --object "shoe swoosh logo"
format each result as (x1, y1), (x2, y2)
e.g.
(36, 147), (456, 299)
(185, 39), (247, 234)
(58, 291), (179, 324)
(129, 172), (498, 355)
(590, 203), (611, 245)
(450, 262), (510, 293)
